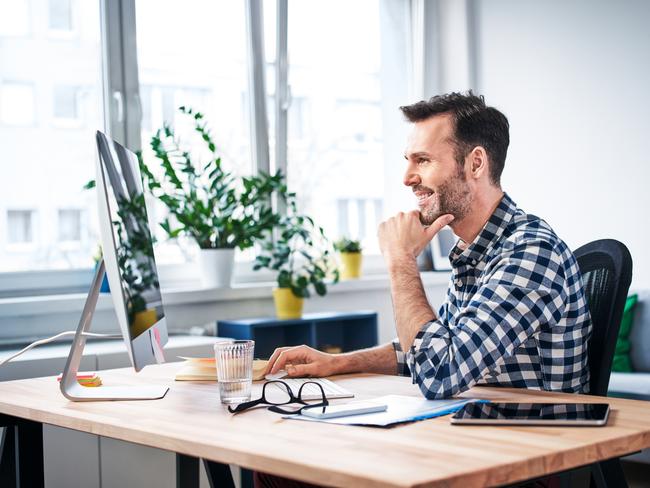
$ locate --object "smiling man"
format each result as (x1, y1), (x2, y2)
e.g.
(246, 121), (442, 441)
(263, 91), (592, 400)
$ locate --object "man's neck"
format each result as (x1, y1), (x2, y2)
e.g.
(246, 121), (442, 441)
(451, 188), (505, 244)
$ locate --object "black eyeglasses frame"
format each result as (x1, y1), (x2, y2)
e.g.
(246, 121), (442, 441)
(227, 380), (329, 415)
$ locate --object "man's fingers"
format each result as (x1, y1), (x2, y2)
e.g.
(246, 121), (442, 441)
(424, 214), (454, 239)
(266, 347), (291, 374)
(270, 350), (293, 374)
(271, 347), (310, 374)
(286, 362), (319, 378)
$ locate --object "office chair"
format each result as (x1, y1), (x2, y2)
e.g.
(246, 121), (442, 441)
(574, 239), (633, 397)
(574, 239), (633, 488)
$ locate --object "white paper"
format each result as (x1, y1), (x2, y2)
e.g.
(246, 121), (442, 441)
(287, 395), (478, 426)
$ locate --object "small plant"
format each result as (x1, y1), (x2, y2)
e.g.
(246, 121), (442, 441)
(253, 196), (339, 299)
(334, 237), (362, 253)
(139, 106), (286, 250)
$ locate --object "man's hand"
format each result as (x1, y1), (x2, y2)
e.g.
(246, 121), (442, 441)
(378, 211), (454, 267)
(264, 345), (340, 378)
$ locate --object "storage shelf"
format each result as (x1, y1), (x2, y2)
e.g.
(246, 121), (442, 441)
(217, 311), (378, 359)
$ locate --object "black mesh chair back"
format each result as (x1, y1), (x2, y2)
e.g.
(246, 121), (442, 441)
(574, 239), (633, 396)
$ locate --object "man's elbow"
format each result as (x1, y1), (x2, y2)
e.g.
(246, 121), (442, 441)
(415, 375), (471, 400)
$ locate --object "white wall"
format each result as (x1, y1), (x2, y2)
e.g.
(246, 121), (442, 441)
(426, 0), (649, 287)
(472, 0), (650, 288)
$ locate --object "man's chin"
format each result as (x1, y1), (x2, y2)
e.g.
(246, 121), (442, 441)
(418, 209), (444, 226)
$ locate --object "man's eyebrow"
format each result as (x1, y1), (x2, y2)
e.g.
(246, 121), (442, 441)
(404, 151), (431, 160)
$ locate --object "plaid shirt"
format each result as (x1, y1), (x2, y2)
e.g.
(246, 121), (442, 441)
(393, 193), (592, 399)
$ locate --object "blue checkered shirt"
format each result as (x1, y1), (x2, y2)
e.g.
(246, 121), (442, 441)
(393, 193), (592, 399)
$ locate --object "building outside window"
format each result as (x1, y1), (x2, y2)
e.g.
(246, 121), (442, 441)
(0, 0), (102, 274)
(7, 210), (35, 244)
(48, 0), (73, 32)
(57, 209), (82, 242)
(53, 85), (80, 121)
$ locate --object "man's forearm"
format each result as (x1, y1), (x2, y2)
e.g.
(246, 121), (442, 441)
(335, 343), (398, 375)
(388, 257), (436, 351)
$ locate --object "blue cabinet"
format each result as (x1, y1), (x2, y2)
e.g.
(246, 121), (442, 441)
(217, 311), (378, 359)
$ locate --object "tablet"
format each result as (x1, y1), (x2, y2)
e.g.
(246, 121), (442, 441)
(450, 402), (610, 426)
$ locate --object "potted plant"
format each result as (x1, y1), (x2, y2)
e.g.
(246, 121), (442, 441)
(92, 245), (111, 293)
(139, 106), (286, 287)
(334, 238), (363, 280)
(253, 197), (339, 319)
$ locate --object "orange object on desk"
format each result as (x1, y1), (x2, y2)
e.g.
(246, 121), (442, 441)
(56, 372), (103, 387)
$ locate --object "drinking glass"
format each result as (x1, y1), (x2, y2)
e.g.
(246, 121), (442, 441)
(214, 340), (255, 405)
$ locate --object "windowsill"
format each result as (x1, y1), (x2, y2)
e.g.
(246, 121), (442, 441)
(0, 271), (451, 318)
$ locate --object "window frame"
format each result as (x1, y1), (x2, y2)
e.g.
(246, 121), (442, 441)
(0, 0), (418, 299)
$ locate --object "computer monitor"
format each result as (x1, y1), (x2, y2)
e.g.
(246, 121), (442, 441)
(59, 131), (169, 401)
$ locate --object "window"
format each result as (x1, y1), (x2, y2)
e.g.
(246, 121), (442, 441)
(135, 0), (251, 264)
(0, 2), (102, 275)
(0, 0), (413, 297)
(48, 0), (73, 32)
(58, 209), (82, 242)
(7, 210), (35, 244)
(0, 82), (35, 126)
(284, 0), (406, 254)
(53, 85), (80, 121)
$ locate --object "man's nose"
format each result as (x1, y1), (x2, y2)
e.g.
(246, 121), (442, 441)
(403, 169), (420, 187)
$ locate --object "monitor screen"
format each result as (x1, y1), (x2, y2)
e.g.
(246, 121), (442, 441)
(96, 132), (165, 344)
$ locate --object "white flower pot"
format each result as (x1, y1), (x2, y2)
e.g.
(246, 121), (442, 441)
(197, 248), (235, 288)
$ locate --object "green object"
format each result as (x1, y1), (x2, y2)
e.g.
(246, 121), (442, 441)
(139, 106), (288, 250)
(334, 237), (362, 253)
(253, 194), (339, 299)
(612, 294), (638, 372)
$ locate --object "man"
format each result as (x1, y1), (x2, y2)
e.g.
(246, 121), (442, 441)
(264, 91), (592, 400)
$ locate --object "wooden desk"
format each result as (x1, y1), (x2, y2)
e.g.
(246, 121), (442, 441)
(1, 362), (649, 487)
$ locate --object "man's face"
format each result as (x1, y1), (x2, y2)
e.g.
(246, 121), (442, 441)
(403, 114), (472, 225)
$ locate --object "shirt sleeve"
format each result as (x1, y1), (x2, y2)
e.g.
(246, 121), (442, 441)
(406, 239), (567, 399)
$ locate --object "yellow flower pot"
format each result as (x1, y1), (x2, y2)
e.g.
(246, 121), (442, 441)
(340, 252), (362, 280)
(131, 308), (158, 337)
(273, 288), (304, 320)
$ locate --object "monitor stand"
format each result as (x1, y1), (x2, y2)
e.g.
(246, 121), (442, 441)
(60, 259), (169, 401)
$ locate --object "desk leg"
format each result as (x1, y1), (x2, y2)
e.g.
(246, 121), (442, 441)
(0, 417), (44, 488)
(591, 458), (628, 488)
(1, 426), (17, 486)
(203, 459), (235, 488)
(177, 454), (199, 488)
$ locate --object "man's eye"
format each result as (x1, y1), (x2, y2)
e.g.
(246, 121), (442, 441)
(417, 158), (428, 165)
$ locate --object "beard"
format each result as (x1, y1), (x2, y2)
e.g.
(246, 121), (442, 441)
(417, 169), (472, 225)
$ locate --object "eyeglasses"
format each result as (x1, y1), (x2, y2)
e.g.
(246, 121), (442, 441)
(227, 380), (329, 415)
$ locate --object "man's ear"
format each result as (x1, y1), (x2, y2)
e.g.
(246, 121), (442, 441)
(469, 146), (489, 180)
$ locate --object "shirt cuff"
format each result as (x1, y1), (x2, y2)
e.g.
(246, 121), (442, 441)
(392, 339), (411, 377)
(406, 320), (447, 384)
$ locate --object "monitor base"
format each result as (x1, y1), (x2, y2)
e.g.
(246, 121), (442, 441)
(60, 260), (169, 402)
(61, 383), (169, 402)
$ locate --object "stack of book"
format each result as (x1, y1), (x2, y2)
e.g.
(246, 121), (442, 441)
(174, 357), (268, 381)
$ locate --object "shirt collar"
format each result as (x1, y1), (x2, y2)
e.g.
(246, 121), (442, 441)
(449, 192), (518, 266)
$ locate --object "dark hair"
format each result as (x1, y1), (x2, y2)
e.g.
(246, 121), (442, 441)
(400, 91), (509, 185)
